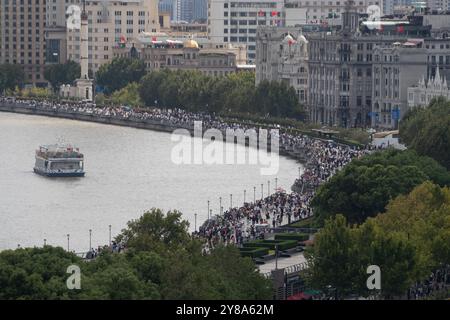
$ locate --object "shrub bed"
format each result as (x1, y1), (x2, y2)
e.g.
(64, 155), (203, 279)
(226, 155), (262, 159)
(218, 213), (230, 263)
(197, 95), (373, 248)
(274, 233), (309, 242)
(243, 239), (298, 251)
(239, 247), (269, 258)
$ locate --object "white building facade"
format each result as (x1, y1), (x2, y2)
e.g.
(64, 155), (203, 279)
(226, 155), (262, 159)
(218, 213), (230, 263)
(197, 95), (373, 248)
(408, 68), (450, 107)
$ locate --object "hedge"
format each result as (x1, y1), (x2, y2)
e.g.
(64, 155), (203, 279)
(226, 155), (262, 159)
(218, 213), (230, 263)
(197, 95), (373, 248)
(243, 239), (298, 251)
(289, 217), (314, 228)
(274, 233), (309, 242)
(239, 247), (269, 258)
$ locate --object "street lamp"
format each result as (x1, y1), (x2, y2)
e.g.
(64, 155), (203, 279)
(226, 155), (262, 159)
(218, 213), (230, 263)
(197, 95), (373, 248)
(230, 194), (233, 209)
(244, 189), (246, 203)
(268, 180), (270, 197)
(194, 213), (197, 232)
(67, 234), (70, 252)
(261, 183), (264, 200)
(109, 225), (112, 247)
(209, 209), (212, 219)
(89, 229), (92, 251)
(275, 245), (278, 270)
(275, 177), (278, 191)
(207, 200), (210, 219)
(253, 186), (256, 203)
(219, 197), (222, 214)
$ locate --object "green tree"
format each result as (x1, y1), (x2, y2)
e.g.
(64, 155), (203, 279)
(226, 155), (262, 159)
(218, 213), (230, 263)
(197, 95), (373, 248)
(0, 246), (80, 300)
(111, 82), (142, 107)
(375, 181), (450, 275)
(400, 98), (450, 170)
(312, 149), (450, 225)
(116, 208), (190, 253)
(44, 61), (81, 92)
(0, 64), (25, 93)
(352, 220), (417, 298)
(137, 69), (305, 118)
(305, 215), (358, 299)
(0, 208), (273, 300)
(139, 70), (170, 107)
(96, 57), (146, 94)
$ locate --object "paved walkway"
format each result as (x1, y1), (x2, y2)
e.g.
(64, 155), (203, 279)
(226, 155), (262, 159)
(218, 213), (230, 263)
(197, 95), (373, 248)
(258, 252), (307, 274)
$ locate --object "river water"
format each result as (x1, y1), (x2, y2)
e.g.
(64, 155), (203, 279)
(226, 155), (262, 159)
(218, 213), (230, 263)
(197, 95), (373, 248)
(0, 112), (303, 251)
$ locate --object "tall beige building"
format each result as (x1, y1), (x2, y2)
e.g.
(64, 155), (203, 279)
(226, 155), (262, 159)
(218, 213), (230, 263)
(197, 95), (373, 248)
(66, 0), (159, 74)
(0, 0), (47, 86)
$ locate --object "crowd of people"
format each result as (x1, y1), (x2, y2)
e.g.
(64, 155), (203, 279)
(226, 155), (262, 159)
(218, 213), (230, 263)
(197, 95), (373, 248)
(197, 135), (370, 249)
(407, 266), (450, 300)
(1, 96), (371, 250)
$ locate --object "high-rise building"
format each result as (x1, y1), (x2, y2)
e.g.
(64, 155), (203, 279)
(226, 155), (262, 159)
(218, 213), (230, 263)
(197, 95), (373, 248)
(208, 0), (285, 63)
(159, 0), (174, 19)
(0, 0), (47, 86)
(45, 0), (77, 64)
(193, 0), (207, 22)
(382, 0), (415, 15)
(174, 0), (193, 22)
(66, 0), (159, 74)
(285, 0), (384, 24)
(427, 0), (450, 11)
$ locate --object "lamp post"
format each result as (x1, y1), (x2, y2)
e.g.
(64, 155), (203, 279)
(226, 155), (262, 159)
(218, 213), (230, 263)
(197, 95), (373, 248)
(261, 183), (263, 200)
(219, 197), (222, 214)
(268, 180), (270, 197)
(253, 186), (256, 203)
(67, 234), (70, 252)
(109, 225), (112, 247)
(230, 194), (233, 209)
(44, 239), (47, 247)
(275, 245), (278, 270)
(89, 229), (92, 251)
(207, 200), (210, 219)
(209, 209), (212, 219)
(244, 189), (246, 203)
(194, 213), (197, 232)
(275, 177), (278, 191)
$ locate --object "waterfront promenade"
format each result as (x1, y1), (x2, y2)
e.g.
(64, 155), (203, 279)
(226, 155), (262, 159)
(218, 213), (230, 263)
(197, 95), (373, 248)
(0, 97), (372, 273)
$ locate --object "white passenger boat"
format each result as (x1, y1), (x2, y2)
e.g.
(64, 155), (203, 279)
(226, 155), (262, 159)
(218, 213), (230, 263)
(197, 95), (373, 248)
(34, 144), (85, 177)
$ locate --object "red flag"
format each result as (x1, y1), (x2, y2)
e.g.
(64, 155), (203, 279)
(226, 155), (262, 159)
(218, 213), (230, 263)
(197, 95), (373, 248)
(396, 25), (404, 33)
(152, 36), (157, 42)
(271, 10), (278, 17)
(258, 9), (264, 17)
(120, 35), (126, 43)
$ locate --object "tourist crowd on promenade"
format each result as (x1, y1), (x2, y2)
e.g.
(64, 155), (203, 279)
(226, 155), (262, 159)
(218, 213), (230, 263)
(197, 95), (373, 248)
(1, 96), (372, 249)
(197, 137), (370, 249)
(407, 266), (450, 300)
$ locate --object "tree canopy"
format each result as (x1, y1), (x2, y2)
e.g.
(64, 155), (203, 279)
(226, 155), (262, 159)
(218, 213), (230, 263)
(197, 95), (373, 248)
(0, 64), (25, 93)
(44, 61), (81, 91)
(96, 57), (146, 94)
(0, 208), (272, 300)
(400, 98), (450, 170)
(311, 149), (450, 225)
(110, 82), (142, 107)
(306, 182), (450, 299)
(138, 69), (305, 119)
